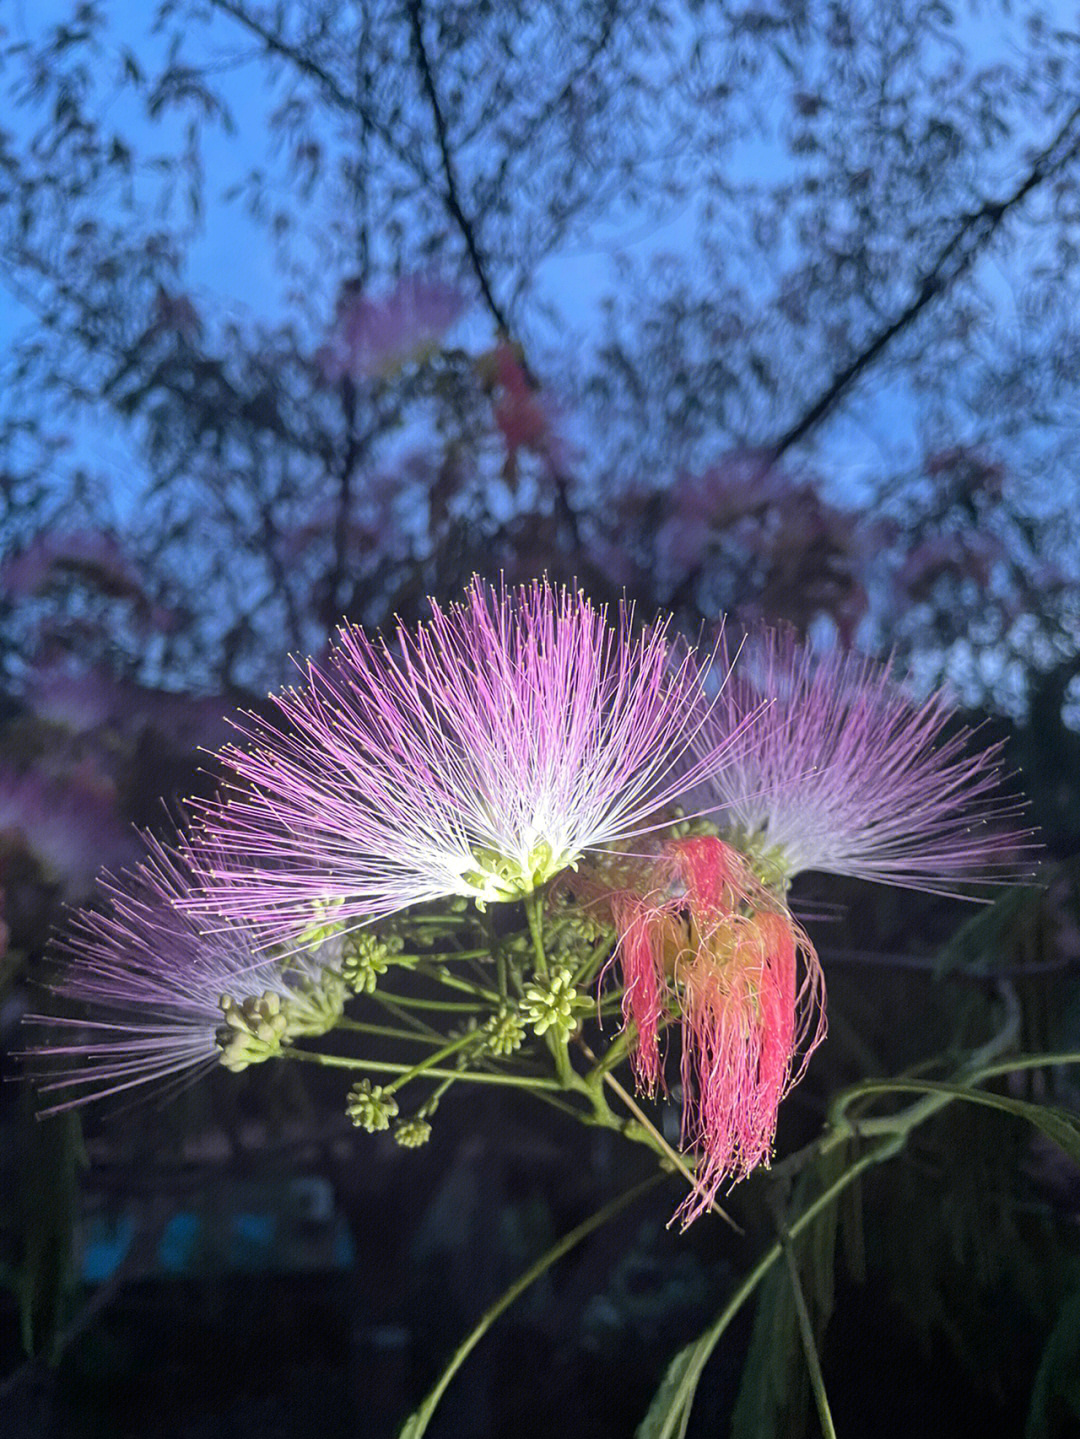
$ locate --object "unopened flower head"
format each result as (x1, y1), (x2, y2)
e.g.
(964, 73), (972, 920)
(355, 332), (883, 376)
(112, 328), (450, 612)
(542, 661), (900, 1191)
(190, 578), (751, 944)
(25, 834), (345, 1113)
(690, 626), (1029, 896)
(605, 836), (825, 1225)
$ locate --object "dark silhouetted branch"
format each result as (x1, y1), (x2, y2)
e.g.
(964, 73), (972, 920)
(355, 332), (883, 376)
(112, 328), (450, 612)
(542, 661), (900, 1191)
(771, 98), (1080, 459)
(406, 0), (513, 338)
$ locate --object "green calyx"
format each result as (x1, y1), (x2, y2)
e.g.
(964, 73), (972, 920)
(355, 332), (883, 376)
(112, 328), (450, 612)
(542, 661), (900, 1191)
(346, 1079), (399, 1132)
(521, 965), (590, 1041)
(341, 930), (406, 993)
(460, 840), (577, 908)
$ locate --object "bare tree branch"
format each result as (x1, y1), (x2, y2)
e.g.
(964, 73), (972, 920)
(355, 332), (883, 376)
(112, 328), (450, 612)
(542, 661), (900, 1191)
(406, 0), (513, 338)
(771, 98), (1080, 459)
(207, 0), (430, 182)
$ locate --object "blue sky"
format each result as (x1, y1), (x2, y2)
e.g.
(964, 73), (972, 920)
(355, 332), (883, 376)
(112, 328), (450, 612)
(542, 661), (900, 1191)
(1, 0), (1076, 514)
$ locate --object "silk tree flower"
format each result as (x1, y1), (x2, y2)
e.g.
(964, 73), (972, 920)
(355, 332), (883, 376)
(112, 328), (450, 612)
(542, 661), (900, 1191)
(25, 835), (347, 1114)
(605, 835), (825, 1225)
(688, 627), (1028, 896)
(188, 578), (754, 945)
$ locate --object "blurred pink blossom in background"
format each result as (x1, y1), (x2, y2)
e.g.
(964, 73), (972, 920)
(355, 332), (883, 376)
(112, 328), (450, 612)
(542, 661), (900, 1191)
(316, 274), (468, 381)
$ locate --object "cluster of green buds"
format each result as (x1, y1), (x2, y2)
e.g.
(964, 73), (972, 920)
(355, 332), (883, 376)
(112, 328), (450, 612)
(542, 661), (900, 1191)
(215, 963), (347, 1071)
(719, 822), (792, 894)
(393, 1117), (433, 1148)
(483, 1005), (526, 1057)
(521, 965), (591, 1042)
(216, 993), (291, 1072)
(459, 839), (577, 909)
(349, 1085), (435, 1147)
(547, 906), (609, 956)
(340, 930), (406, 993)
(667, 810), (721, 841)
(346, 1078), (399, 1131)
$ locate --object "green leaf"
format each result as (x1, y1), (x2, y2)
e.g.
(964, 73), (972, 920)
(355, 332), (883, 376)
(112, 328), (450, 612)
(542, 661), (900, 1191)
(636, 1339), (701, 1439)
(638, 1143), (889, 1439)
(848, 1079), (1080, 1166)
(1026, 1288), (1080, 1439)
(730, 1151), (844, 1439)
(16, 1093), (86, 1362)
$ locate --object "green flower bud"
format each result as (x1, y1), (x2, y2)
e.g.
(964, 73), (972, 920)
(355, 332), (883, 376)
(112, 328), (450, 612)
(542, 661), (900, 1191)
(721, 824), (792, 893)
(295, 897), (346, 950)
(668, 810), (721, 841)
(215, 993), (290, 1071)
(393, 1117), (432, 1148)
(281, 965), (348, 1035)
(483, 1006), (526, 1057)
(341, 930), (406, 994)
(215, 963), (347, 1072)
(346, 1079), (399, 1132)
(550, 909), (608, 952)
(521, 965), (588, 1041)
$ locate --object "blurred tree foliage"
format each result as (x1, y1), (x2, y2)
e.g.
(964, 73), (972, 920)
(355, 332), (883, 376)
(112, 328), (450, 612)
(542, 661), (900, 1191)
(0, 0), (1078, 701)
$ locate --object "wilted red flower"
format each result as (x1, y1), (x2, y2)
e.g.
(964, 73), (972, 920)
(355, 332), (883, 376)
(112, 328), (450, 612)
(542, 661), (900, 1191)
(604, 835), (826, 1225)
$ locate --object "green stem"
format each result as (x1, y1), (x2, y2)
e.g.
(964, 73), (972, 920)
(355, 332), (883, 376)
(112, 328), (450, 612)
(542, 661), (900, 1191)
(413, 948), (491, 960)
(381, 1031), (481, 1094)
(415, 966), (501, 1002)
(283, 1049), (562, 1089)
(524, 891), (549, 978)
(523, 891), (577, 1087)
(781, 1227), (838, 1439)
(418, 1074), (457, 1117)
(370, 993), (487, 1012)
(334, 1019), (448, 1045)
(400, 1174), (664, 1439)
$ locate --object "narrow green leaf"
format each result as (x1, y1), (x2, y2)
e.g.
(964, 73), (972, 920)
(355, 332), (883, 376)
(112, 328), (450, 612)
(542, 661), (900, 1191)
(847, 1079), (1080, 1165)
(636, 1342), (700, 1439)
(16, 1094), (86, 1362)
(1026, 1289), (1080, 1439)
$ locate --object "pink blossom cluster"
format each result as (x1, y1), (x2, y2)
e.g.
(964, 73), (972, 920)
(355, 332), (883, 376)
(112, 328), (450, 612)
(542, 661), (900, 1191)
(27, 579), (1028, 1211)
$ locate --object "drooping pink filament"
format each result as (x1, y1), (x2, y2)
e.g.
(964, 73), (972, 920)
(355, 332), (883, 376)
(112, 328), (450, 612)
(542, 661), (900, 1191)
(607, 836), (826, 1225)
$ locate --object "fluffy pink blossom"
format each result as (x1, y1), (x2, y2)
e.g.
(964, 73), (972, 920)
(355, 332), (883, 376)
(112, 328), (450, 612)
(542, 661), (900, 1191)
(189, 578), (753, 944)
(689, 627), (1029, 894)
(24, 834), (344, 1112)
